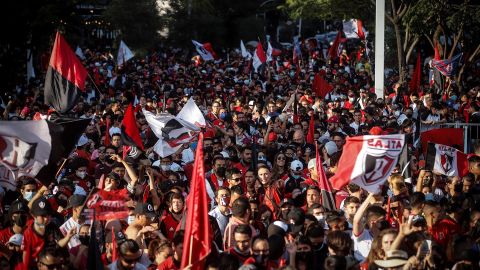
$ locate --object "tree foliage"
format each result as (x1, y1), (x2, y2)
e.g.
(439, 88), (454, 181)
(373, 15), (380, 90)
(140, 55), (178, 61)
(104, 0), (162, 51)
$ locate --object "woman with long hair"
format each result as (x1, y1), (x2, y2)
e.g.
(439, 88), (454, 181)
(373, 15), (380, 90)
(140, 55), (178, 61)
(271, 152), (288, 181)
(362, 228), (398, 270)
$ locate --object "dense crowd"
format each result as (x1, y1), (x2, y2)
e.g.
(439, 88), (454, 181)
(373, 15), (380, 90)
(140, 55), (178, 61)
(0, 42), (480, 270)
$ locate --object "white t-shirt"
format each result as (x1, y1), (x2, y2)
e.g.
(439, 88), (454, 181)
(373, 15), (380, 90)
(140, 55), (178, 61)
(209, 207), (231, 237)
(352, 229), (373, 263)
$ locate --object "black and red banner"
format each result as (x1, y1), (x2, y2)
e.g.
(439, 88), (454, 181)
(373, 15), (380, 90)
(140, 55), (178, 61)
(44, 32), (88, 114)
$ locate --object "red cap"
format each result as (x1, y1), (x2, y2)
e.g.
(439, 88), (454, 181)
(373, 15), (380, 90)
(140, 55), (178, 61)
(327, 116), (339, 123)
(369, 126), (383, 135)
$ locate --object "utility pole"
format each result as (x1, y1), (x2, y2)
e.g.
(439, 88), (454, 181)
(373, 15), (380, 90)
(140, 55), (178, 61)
(374, 0), (385, 99)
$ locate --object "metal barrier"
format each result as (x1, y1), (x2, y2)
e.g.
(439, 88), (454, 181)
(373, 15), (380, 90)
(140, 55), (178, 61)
(420, 122), (480, 153)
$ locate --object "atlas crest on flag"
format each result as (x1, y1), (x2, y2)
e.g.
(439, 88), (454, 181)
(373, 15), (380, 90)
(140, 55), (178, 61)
(0, 136), (37, 171)
(331, 134), (405, 193)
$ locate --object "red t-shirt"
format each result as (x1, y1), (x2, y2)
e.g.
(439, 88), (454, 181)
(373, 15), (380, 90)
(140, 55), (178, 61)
(428, 217), (460, 248)
(0, 227), (14, 245)
(160, 212), (181, 241)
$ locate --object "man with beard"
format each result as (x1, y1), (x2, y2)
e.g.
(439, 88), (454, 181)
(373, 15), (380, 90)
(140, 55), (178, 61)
(109, 239), (147, 270)
(205, 156), (228, 206)
(291, 130), (314, 155)
(21, 198), (75, 269)
(59, 194), (88, 249)
(228, 224), (252, 264)
(319, 116), (343, 142)
(209, 187), (231, 238)
(160, 193), (184, 241)
(233, 147), (252, 176)
(306, 223), (328, 269)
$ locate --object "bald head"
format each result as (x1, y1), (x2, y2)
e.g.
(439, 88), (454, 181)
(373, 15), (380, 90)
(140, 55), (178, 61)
(293, 130), (304, 144)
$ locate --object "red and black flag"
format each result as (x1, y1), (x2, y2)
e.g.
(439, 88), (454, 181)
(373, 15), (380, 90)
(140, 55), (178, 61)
(121, 104), (144, 150)
(44, 32), (88, 114)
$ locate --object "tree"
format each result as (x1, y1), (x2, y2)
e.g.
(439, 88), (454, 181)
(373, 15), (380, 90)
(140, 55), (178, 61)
(403, 0), (480, 88)
(104, 0), (163, 52)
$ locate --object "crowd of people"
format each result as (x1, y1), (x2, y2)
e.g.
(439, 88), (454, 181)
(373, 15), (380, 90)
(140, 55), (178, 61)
(0, 40), (480, 270)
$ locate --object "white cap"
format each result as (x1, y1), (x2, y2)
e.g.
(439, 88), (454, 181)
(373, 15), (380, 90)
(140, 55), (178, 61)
(220, 151), (230, 159)
(170, 163), (183, 172)
(8, 234), (23, 246)
(74, 185), (87, 196)
(290, 160), (304, 171)
(272, 221), (288, 232)
(324, 141), (338, 156)
(76, 135), (89, 147)
(308, 158), (317, 169)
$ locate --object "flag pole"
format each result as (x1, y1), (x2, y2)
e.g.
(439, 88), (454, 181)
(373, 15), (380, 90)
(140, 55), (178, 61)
(87, 73), (102, 99)
(189, 235), (193, 265)
(55, 158), (68, 179)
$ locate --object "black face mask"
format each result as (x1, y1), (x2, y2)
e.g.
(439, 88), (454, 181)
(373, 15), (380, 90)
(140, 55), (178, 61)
(13, 214), (27, 227)
(255, 254), (268, 265)
(216, 167), (226, 178)
(79, 235), (90, 246)
(376, 220), (391, 231)
(296, 251), (312, 262)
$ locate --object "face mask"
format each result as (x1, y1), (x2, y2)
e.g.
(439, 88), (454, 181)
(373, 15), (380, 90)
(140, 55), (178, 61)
(161, 164), (171, 171)
(220, 112), (227, 120)
(258, 156), (266, 162)
(394, 111), (400, 117)
(127, 215), (135, 225)
(376, 220), (391, 231)
(451, 95), (457, 101)
(291, 174), (301, 179)
(296, 251), (311, 262)
(13, 214), (27, 227)
(315, 214), (325, 222)
(34, 220), (47, 228)
(312, 242), (324, 251)
(216, 167), (226, 178)
(289, 71), (295, 78)
(76, 171), (87, 179)
(310, 76), (314, 81)
(24, 191), (35, 201)
(56, 197), (68, 208)
(79, 235), (90, 246)
(255, 254), (268, 265)
(405, 113), (413, 118)
(349, 97), (355, 102)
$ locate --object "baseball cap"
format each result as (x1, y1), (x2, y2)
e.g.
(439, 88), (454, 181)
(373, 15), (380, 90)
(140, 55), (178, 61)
(280, 198), (294, 208)
(31, 197), (52, 216)
(134, 203), (156, 218)
(327, 116), (339, 123)
(290, 160), (304, 172)
(76, 135), (89, 147)
(67, 194), (86, 209)
(267, 221), (289, 237)
(8, 234), (23, 246)
(9, 199), (28, 214)
(287, 208), (305, 234)
(324, 141), (338, 156)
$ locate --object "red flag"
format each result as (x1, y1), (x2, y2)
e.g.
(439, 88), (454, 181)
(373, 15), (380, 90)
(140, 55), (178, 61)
(111, 228), (118, 262)
(121, 104), (144, 150)
(409, 52), (421, 93)
(313, 73), (334, 98)
(434, 42), (441, 61)
(44, 32), (88, 114)
(104, 118), (111, 146)
(253, 43), (267, 72)
(420, 128), (463, 156)
(203, 43), (218, 59)
(306, 115), (315, 144)
(181, 133), (211, 270)
(328, 31), (344, 59)
(315, 142), (336, 210)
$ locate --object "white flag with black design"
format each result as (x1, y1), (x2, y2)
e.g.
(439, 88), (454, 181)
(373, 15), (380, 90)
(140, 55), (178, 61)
(176, 97), (206, 128)
(425, 142), (468, 177)
(143, 110), (200, 157)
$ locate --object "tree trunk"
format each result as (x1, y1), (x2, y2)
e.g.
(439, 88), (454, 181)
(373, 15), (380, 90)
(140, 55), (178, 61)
(393, 22), (407, 83)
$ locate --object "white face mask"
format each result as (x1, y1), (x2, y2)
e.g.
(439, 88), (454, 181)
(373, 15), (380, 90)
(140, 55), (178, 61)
(24, 191), (35, 201)
(161, 164), (171, 171)
(315, 214), (325, 222)
(349, 97), (355, 102)
(127, 215), (135, 225)
(76, 171), (87, 179)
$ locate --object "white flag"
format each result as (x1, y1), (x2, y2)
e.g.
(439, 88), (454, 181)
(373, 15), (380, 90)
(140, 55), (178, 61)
(266, 42), (273, 62)
(117, 40), (134, 66)
(27, 49), (35, 80)
(240, 40), (252, 59)
(192, 40), (214, 61)
(143, 110), (199, 157)
(343, 19), (366, 40)
(177, 97), (206, 128)
(75, 46), (85, 60)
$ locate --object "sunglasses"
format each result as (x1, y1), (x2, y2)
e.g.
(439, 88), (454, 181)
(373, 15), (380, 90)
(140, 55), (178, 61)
(277, 157), (286, 160)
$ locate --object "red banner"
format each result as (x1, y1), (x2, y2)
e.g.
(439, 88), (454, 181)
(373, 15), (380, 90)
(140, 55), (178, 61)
(85, 189), (130, 220)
